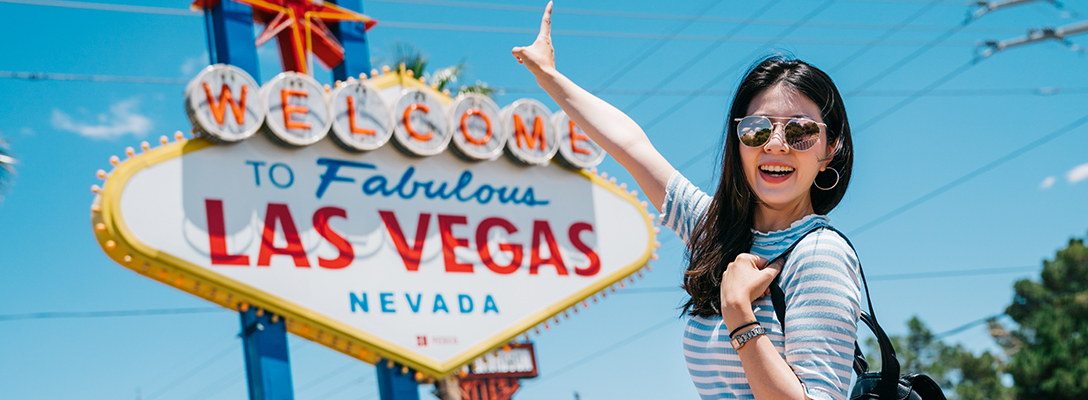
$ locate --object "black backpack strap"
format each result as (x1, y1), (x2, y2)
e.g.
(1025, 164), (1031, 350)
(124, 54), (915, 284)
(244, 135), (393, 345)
(768, 225), (869, 375)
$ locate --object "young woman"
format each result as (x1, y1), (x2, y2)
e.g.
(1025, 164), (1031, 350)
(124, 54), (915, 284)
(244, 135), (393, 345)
(512, 3), (862, 400)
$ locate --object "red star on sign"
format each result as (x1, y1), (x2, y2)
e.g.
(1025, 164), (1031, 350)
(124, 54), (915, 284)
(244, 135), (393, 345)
(194, 0), (377, 74)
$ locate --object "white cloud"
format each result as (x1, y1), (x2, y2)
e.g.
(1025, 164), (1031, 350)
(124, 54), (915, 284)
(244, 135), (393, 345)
(51, 98), (153, 140)
(1067, 163), (1088, 184)
(1040, 176), (1056, 189)
(181, 53), (208, 76)
(19, 127), (35, 136)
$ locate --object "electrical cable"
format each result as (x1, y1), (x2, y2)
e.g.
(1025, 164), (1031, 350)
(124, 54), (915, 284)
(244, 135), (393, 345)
(0, 0), (192, 15)
(843, 15), (971, 96)
(847, 110), (1088, 236)
(367, 0), (1023, 34)
(313, 373), (374, 400)
(0, 306), (225, 321)
(935, 313), (1006, 339)
(592, 0), (723, 90)
(618, 0), (782, 112)
(851, 58), (978, 133)
(618, 265), (1043, 295)
(0, 70), (189, 85)
(639, 0), (838, 131)
(826, 0), (945, 74)
(525, 316), (675, 385)
(296, 360), (362, 393)
(2, 0), (1022, 34)
(143, 341), (240, 400)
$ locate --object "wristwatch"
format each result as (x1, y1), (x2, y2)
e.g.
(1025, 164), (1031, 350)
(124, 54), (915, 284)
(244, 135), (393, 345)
(730, 325), (767, 351)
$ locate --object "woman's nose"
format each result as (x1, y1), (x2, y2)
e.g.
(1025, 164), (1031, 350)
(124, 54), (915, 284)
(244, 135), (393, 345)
(763, 124), (789, 153)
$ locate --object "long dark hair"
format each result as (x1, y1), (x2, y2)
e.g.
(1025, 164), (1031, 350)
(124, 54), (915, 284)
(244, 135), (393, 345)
(682, 55), (854, 318)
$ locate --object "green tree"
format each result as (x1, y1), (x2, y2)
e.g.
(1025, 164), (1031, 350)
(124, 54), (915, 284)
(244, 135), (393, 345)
(1004, 236), (1088, 400)
(864, 316), (1011, 400)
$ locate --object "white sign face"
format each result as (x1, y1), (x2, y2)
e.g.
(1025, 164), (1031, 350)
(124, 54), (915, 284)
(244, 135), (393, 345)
(502, 99), (559, 165)
(552, 111), (605, 169)
(94, 134), (654, 376)
(448, 94), (506, 161)
(328, 80), (394, 151)
(262, 72), (331, 147)
(393, 89), (452, 156)
(185, 64), (265, 142)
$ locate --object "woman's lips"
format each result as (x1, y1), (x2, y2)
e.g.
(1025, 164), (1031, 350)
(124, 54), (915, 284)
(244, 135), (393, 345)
(759, 169), (793, 184)
(758, 165), (795, 184)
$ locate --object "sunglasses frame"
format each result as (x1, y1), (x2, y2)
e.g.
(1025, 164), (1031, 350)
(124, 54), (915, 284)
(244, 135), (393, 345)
(734, 116), (828, 152)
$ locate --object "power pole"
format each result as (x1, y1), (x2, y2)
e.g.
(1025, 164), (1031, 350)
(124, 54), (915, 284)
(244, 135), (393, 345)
(978, 19), (1088, 58)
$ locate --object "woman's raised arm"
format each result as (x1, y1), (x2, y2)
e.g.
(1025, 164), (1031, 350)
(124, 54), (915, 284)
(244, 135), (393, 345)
(512, 2), (675, 212)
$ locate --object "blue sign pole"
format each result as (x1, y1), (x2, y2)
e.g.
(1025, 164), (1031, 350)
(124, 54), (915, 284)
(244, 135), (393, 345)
(202, 0), (260, 81)
(330, 0), (373, 81)
(377, 360), (421, 400)
(240, 308), (295, 400)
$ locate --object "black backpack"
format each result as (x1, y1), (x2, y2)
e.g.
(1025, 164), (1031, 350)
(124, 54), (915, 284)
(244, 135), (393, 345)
(768, 226), (946, 400)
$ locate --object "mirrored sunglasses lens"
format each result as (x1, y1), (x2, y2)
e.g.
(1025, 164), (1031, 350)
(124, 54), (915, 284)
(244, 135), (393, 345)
(738, 117), (772, 147)
(784, 119), (821, 151)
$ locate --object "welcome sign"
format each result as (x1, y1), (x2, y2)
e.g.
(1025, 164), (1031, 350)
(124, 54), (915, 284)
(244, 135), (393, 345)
(91, 65), (657, 378)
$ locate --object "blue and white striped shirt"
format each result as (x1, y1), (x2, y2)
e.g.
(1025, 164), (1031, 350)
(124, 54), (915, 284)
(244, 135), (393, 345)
(661, 172), (861, 400)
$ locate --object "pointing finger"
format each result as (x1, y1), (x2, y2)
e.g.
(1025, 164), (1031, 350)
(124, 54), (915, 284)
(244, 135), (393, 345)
(538, 1), (553, 40)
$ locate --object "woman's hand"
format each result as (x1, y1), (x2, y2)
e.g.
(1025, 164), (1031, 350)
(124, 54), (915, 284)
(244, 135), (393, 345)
(720, 254), (783, 323)
(511, 1), (556, 76)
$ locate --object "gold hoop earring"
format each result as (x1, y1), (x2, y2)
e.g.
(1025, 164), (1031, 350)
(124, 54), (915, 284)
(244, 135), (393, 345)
(814, 167), (840, 191)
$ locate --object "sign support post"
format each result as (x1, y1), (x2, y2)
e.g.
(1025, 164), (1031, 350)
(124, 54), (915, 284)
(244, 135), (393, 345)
(240, 307), (295, 400)
(201, 0), (260, 80)
(330, 0), (373, 81)
(377, 360), (421, 400)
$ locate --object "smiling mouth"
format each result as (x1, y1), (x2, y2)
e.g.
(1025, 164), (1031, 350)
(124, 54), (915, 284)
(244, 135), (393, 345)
(759, 165), (795, 177)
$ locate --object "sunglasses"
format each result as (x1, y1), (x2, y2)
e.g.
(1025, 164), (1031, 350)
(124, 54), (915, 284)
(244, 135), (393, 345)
(734, 116), (826, 151)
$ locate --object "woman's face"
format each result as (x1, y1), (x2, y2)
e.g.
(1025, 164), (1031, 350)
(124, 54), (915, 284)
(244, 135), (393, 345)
(740, 84), (833, 213)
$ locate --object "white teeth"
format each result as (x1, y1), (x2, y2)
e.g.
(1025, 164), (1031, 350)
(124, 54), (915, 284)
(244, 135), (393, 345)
(759, 165), (794, 173)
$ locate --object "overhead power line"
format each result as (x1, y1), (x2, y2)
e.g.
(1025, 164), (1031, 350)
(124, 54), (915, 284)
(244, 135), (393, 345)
(493, 86), (1088, 97)
(0, 70), (189, 85)
(640, 0), (838, 131)
(617, 0), (782, 112)
(0, 0), (192, 15)
(2, 0), (1026, 34)
(526, 316), (676, 385)
(0, 306), (225, 321)
(618, 265), (1043, 295)
(848, 111), (1088, 236)
(143, 341), (240, 400)
(827, 0), (944, 74)
(935, 313), (1006, 339)
(593, 0), (723, 90)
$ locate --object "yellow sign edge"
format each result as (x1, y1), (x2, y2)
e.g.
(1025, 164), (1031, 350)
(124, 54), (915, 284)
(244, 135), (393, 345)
(91, 116), (656, 380)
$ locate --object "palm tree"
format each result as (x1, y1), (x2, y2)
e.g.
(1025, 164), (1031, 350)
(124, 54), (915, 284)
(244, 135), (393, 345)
(391, 42), (494, 97)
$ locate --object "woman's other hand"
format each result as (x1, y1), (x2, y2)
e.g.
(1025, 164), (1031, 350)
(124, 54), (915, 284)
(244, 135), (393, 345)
(720, 254), (783, 322)
(512, 2), (556, 76)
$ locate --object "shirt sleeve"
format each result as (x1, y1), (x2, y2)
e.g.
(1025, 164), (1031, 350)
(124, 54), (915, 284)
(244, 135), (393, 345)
(659, 171), (712, 245)
(778, 229), (862, 400)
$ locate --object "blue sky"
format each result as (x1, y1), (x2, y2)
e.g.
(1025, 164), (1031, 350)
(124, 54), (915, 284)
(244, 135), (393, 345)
(2, 0), (1087, 399)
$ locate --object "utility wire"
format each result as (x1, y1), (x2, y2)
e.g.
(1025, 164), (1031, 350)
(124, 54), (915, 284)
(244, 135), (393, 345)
(827, 0), (944, 74)
(297, 360), (361, 393)
(593, 0), (723, 90)
(618, 265), (1042, 295)
(3, 0), (1024, 34)
(848, 111), (1088, 236)
(843, 14), (971, 96)
(640, 0), (837, 131)
(0, 70), (189, 85)
(935, 313), (1006, 339)
(618, 0), (782, 112)
(852, 58), (978, 133)
(143, 341), (240, 400)
(314, 374), (374, 400)
(0, 0), (192, 15)
(0, 306), (225, 321)
(527, 316), (676, 385)
(8, 70), (1087, 98)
